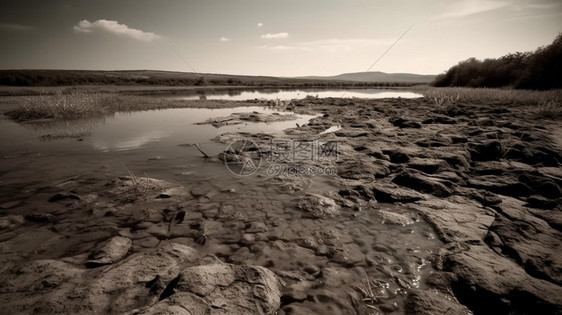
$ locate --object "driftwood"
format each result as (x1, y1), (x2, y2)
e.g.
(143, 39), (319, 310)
(195, 143), (210, 158)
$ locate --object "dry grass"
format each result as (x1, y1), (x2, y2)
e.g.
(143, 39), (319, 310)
(121, 163), (151, 201)
(6, 90), (113, 121)
(535, 100), (562, 119)
(357, 279), (387, 312)
(5, 90), (265, 122)
(422, 87), (562, 106)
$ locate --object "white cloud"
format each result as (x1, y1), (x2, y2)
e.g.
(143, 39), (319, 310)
(257, 22), (263, 27)
(261, 32), (289, 39)
(435, 0), (507, 19)
(73, 19), (157, 41)
(0, 23), (32, 31)
(219, 37), (230, 42)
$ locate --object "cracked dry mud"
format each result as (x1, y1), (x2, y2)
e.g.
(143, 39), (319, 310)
(1, 96), (562, 314)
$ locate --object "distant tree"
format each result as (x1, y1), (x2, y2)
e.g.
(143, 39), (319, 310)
(432, 33), (562, 90)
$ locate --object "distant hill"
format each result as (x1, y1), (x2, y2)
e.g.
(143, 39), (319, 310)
(299, 71), (436, 83)
(0, 69), (430, 87)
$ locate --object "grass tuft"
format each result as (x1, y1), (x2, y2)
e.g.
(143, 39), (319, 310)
(6, 90), (113, 121)
(535, 100), (562, 119)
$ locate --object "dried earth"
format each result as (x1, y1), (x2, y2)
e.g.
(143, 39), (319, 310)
(1, 96), (562, 314)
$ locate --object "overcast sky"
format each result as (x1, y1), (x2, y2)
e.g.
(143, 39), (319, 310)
(0, 0), (560, 76)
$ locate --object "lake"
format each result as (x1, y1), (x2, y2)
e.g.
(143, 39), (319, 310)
(157, 87), (423, 100)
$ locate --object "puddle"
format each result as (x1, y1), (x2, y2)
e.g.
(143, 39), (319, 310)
(0, 106), (316, 188)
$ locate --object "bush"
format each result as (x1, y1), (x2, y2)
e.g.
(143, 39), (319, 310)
(433, 33), (562, 90)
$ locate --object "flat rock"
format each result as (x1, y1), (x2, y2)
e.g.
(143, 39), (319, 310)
(86, 236), (132, 268)
(444, 245), (562, 314)
(392, 170), (454, 197)
(406, 289), (471, 315)
(375, 210), (415, 226)
(297, 193), (338, 218)
(164, 263), (281, 315)
(371, 182), (425, 203)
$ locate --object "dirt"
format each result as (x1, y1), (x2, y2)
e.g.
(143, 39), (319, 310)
(1, 95), (562, 314)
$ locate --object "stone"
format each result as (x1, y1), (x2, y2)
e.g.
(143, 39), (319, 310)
(371, 182), (425, 203)
(86, 236), (132, 268)
(406, 289), (471, 315)
(297, 194), (338, 218)
(375, 210), (415, 226)
(525, 195), (559, 209)
(468, 140), (502, 161)
(391, 117), (422, 129)
(382, 149), (410, 164)
(444, 245), (562, 314)
(48, 193), (81, 202)
(392, 170), (453, 197)
(168, 263), (281, 315)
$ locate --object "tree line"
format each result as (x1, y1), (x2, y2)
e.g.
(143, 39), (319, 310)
(432, 33), (562, 90)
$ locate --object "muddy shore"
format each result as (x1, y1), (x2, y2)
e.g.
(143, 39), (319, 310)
(1, 94), (562, 314)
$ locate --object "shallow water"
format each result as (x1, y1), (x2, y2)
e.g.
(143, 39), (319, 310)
(0, 106), (315, 188)
(159, 88), (423, 100)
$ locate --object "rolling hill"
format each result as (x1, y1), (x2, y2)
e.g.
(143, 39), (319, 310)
(299, 71), (436, 83)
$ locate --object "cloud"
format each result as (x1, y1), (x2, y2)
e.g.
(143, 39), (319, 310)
(0, 23), (32, 31)
(434, 0), (508, 19)
(261, 32), (289, 39)
(73, 19), (157, 41)
(219, 37), (230, 42)
(257, 22), (263, 27)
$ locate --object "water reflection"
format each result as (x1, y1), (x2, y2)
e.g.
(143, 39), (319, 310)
(160, 88), (422, 101)
(20, 116), (112, 141)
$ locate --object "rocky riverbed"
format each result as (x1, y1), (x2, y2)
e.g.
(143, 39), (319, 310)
(1, 95), (562, 314)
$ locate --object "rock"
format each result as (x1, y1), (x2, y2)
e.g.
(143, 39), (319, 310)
(415, 138), (450, 148)
(375, 210), (415, 226)
(246, 222), (268, 233)
(392, 170), (453, 197)
(371, 182), (425, 203)
(466, 188), (502, 206)
(336, 160), (390, 180)
(24, 213), (54, 223)
(330, 243), (365, 266)
(86, 236), (132, 268)
(519, 173), (562, 199)
(165, 263), (281, 314)
(467, 175), (534, 198)
(382, 149), (410, 164)
(282, 281), (311, 302)
(407, 158), (448, 174)
(297, 194), (338, 218)
(525, 195), (559, 209)
(468, 140), (502, 161)
(0, 243), (199, 314)
(0, 215), (24, 230)
(488, 211), (562, 286)
(0, 200), (23, 209)
(406, 289), (471, 315)
(334, 129), (369, 138)
(391, 117), (422, 129)
(48, 193), (81, 202)
(444, 245), (562, 314)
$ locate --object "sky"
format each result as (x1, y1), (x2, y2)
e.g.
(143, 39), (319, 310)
(0, 0), (560, 76)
